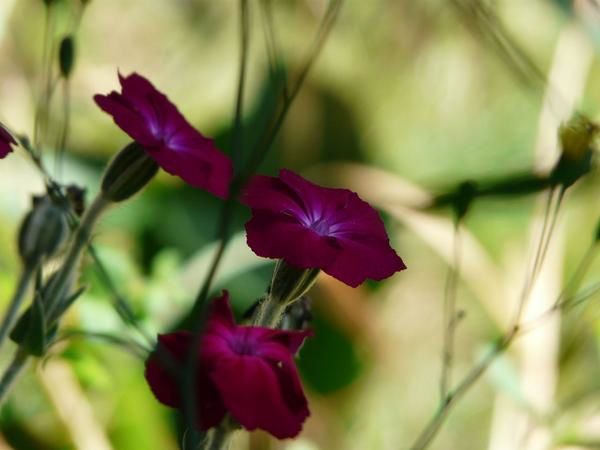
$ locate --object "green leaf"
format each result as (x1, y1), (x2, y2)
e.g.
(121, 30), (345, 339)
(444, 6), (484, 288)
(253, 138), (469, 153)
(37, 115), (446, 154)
(297, 311), (363, 394)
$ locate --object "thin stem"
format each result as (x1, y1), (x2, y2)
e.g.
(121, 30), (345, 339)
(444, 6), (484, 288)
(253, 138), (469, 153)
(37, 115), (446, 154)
(54, 80), (71, 179)
(244, 0), (342, 177)
(513, 187), (563, 325)
(0, 348), (29, 406)
(202, 423), (233, 450)
(87, 244), (153, 346)
(45, 194), (109, 322)
(440, 225), (461, 399)
(183, 4), (343, 446)
(409, 221), (594, 449)
(410, 332), (514, 450)
(33, 3), (53, 150)
(260, 0), (289, 97)
(231, 0), (250, 169)
(0, 265), (35, 350)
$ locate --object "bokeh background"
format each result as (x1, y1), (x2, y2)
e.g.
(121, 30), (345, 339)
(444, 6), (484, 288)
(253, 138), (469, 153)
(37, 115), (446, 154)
(2, 0), (600, 449)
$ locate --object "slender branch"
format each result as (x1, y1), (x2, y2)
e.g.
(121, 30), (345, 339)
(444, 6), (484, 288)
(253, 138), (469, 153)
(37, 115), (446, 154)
(0, 265), (36, 350)
(183, 2), (344, 446)
(45, 194), (109, 322)
(260, 0), (289, 98)
(409, 225), (597, 450)
(0, 348), (29, 406)
(512, 186), (563, 325)
(231, 0), (250, 169)
(440, 225), (461, 399)
(202, 423), (233, 450)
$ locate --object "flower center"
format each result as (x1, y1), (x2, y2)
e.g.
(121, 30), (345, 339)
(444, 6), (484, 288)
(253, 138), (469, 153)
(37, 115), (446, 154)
(229, 330), (258, 356)
(308, 217), (331, 236)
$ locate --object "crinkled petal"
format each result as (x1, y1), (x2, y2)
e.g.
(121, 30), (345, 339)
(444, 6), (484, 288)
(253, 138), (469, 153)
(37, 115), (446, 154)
(94, 92), (156, 146)
(95, 72), (233, 197)
(210, 355), (309, 439)
(241, 175), (307, 218)
(144, 332), (227, 429)
(258, 329), (313, 356)
(153, 130), (232, 199)
(245, 212), (340, 269)
(144, 332), (192, 408)
(243, 168), (406, 286)
(324, 236), (406, 287)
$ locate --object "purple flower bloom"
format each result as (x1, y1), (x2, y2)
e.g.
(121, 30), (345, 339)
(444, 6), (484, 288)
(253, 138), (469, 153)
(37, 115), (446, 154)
(241, 169), (406, 287)
(94, 72), (233, 198)
(144, 291), (311, 439)
(0, 127), (16, 159)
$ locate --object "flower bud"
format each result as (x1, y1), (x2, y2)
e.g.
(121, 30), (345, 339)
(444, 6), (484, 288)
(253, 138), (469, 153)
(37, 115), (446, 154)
(270, 260), (320, 305)
(58, 36), (75, 78)
(550, 115), (598, 188)
(101, 142), (159, 202)
(18, 195), (69, 267)
(559, 115), (598, 161)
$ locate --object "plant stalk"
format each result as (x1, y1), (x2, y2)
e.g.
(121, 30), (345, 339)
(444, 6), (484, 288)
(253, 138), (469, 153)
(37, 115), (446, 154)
(0, 348), (29, 405)
(0, 265), (36, 350)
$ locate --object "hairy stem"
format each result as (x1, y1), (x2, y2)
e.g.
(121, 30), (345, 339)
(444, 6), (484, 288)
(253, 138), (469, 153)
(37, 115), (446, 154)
(202, 423), (233, 450)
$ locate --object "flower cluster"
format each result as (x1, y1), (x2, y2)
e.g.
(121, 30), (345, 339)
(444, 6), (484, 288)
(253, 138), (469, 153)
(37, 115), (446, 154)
(0, 70), (405, 443)
(89, 71), (406, 441)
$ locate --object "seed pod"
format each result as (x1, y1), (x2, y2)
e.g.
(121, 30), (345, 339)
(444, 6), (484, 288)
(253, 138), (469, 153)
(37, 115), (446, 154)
(18, 196), (69, 266)
(101, 142), (159, 202)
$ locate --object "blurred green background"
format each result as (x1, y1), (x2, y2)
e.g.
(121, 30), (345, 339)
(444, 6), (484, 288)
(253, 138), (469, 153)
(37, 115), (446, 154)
(2, 0), (600, 449)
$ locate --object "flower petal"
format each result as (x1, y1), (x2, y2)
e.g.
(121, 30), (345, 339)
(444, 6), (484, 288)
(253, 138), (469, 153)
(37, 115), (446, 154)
(245, 212), (340, 269)
(258, 329), (313, 356)
(94, 92), (155, 146)
(150, 136), (232, 199)
(324, 236), (406, 287)
(144, 332), (192, 408)
(95, 72), (233, 197)
(144, 332), (227, 429)
(0, 127), (15, 159)
(210, 355), (309, 439)
(242, 169), (406, 286)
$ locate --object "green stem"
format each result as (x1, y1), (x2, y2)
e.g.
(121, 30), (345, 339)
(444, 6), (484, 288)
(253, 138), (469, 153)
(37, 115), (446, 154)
(45, 194), (108, 322)
(254, 297), (288, 328)
(0, 348), (29, 406)
(0, 265), (35, 350)
(203, 424), (233, 450)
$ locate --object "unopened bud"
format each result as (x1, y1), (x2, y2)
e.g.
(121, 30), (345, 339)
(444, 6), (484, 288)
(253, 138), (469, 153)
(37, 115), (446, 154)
(559, 115), (598, 161)
(59, 36), (75, 78)
(270, 260), (320, 305)
(18, 195), (69, 266)
(101, 142), (159, 202)
(550, 115), (598, 188)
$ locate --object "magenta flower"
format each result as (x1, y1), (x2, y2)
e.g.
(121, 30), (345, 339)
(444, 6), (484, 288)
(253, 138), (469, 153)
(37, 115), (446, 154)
(144, 291), (311, 439)
(0, 127), (16, 159)
(94, 72), (233, 198)
(241, 169), (406, 287)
